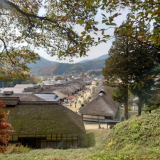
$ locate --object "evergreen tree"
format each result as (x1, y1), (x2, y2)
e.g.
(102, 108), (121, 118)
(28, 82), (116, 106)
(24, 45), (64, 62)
(103, 33), (160, 117)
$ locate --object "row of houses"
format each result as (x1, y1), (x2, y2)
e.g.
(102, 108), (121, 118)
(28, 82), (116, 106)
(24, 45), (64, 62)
(1, 80), (86, 101)
(0, 80), (88, 149)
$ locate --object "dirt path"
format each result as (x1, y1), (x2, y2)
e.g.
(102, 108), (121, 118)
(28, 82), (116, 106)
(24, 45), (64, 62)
(67, 83), (96, 112)
(84, 123), (110, 130)
(63, 82), (111, 130)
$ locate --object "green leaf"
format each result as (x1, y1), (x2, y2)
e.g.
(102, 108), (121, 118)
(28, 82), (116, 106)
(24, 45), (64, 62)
(81, 31), (86, 35)
(85, 35), (91, 42)
(110, 23), (116, 26)
(130, 15), (135, 19)
(102, 30), (104, 35)
(102, 19), (107, 23)
(76, 20), (85, 24)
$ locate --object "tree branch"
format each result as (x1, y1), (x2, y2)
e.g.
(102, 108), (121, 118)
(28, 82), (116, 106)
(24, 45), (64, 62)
(0, 0), (56, 23)
(0, 0), (80, 48)
(0, 37), (15, 65)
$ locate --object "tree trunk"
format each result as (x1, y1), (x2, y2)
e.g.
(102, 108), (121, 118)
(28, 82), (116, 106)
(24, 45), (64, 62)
(124, 85), (128, 120)
(138, 96), (142, 116)
(124, 39), (129, 120)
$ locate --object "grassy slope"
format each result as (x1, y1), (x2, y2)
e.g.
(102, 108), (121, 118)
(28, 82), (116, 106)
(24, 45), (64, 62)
(1, 110), (160, 160)
(87, 110), (160, 160)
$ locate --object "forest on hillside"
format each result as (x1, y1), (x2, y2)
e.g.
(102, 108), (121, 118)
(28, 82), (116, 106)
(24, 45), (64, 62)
(32, 59), (105, 76)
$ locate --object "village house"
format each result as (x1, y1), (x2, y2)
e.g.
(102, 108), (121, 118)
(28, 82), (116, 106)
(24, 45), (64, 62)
(79, 87), (119, 123)
(2, 84), (42, 93)
(0, 94), (85, 149)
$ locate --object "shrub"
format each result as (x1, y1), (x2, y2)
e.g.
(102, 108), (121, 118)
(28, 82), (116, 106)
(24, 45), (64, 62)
(6, 144), (32, 154)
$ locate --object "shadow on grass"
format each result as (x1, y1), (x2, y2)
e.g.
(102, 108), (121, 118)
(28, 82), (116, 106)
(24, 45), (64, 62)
(81, 132), (95, 148)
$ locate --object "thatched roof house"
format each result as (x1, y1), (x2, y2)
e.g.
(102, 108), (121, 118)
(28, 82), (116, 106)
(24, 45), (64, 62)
(72, 84), (81, 90)
(73, 80), (86, 88)
(57, 87), (75, 96)
(4, 100), (85, 149)
(53, 90), (68, 99)
(79, 92), (118, 121)
(92, 85), (107, 97)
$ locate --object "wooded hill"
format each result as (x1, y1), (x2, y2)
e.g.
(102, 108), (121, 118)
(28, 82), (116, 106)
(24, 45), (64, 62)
(27, 57), (58, 71)
(29, 59), (106, 76)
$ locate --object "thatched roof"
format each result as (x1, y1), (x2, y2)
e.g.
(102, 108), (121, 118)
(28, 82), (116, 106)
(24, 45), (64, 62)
(23, 87), (42, 93)
(92, 85), (119, 107)
(92, 85), (107, 99)
(74, 80), (86, 87)
(6, 102), (85, 135)
(53, 90), (67, 99)
(0, 97), (19, 105)
(0, 93), (44, 101)
(72, 84), (81, 90)
(66, 86), (76, 93)
(57, 87), (75, 95)
(79, 93), (118, 118)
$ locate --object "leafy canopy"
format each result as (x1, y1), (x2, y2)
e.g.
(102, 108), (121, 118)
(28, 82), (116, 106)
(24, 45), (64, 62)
(0, 0), (98, 79)
(78, 0), (160, 50)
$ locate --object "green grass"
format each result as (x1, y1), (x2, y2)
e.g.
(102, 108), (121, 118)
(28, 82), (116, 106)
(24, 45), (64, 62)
(0, 130), (108, 160)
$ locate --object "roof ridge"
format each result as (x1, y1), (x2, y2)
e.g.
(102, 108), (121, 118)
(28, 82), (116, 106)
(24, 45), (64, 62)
(62, 105), (85, 133)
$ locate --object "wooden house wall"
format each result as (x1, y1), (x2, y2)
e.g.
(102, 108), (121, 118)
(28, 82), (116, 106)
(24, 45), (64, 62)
(9, 134), (79, 149)
(83, 114), (105, 120)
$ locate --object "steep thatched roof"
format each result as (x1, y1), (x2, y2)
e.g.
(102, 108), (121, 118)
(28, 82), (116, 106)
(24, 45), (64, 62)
(72, 84), (81, 90)
(92, 85), (107, 99)
(92, 85), (119, 108)
(79, 93), (118, 118)
(57, 87), (75, 96)
(67, 80), (85, 88)
(66, 86), (76, 93)
(53, 90), (67, 99)
(6, 102), (85, 135)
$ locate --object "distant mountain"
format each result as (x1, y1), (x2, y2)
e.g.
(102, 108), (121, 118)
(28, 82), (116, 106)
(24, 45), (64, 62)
(27, 56), (58, 75)
(77, 54), (109, 63)
(32, 59), (106, 76)
(27, 56), (58, 70)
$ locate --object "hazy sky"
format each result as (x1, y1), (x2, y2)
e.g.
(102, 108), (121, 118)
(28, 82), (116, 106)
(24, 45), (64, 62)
(38, 6), (129, 63)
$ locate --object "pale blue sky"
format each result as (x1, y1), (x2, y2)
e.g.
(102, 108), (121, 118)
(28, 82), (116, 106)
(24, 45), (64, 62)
(38, 6), (129, 63)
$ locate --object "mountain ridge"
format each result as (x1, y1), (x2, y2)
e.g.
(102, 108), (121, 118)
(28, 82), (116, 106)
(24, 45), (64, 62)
(77, 54), (109, 63)
(28, 54), (109, 76)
